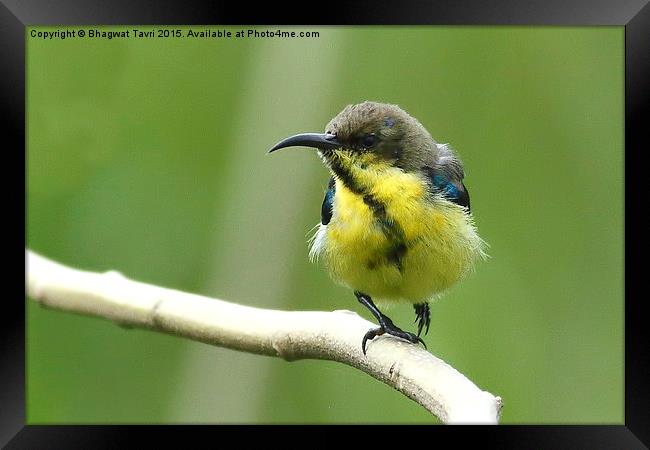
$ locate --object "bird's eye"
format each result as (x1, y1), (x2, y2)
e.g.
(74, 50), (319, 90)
(361, 134), (377, 148)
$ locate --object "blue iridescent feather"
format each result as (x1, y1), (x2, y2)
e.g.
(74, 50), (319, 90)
(321, 177), (336, 225)
(424, 168), (471, 211)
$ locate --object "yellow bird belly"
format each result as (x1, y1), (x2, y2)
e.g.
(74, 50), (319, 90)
(311, 172), (485, 305)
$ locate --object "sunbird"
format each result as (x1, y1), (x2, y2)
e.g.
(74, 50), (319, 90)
(269, 101), (486, 354)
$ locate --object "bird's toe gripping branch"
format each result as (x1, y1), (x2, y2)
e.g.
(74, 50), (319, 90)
(362, 325), (427, 355)
(362, 315), (426, 355)
(355, 291), (427, 355)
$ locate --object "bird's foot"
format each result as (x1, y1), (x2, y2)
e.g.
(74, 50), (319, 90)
(413, 302), (431, 337)
(362, 315), (426, 355)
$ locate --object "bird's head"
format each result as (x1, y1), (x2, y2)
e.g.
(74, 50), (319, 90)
(269, 101), (438, 174)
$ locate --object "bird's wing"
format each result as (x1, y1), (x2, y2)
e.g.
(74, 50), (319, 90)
(423, 144), (471, 211)
(321, 176), (336, 225)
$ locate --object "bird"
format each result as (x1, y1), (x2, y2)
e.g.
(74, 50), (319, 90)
(268, 101), (487, 355)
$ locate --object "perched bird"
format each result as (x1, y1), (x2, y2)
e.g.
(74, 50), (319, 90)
(269, 101), (486, 354)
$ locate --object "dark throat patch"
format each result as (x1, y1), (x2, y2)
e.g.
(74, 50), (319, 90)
(328, 156), (409, 271)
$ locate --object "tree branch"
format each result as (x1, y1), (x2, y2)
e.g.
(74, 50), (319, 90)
(25, 249), (502, 424)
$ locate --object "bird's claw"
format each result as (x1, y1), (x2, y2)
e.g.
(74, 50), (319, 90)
(361, 321), (427, 355)
(362, 327), (384, 355)
(413, 303), (431, 337)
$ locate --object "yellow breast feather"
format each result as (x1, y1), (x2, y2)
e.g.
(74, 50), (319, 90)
(311, 166), (486, 305)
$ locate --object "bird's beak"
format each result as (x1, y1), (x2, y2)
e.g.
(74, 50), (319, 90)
(268, 132), (342, 153)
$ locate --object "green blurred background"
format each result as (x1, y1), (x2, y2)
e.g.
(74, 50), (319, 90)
(26, 26), (623, 423)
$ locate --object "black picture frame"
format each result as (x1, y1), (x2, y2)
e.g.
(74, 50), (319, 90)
(6, 0), (648, 447)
